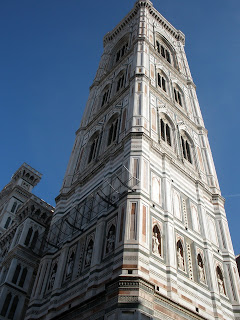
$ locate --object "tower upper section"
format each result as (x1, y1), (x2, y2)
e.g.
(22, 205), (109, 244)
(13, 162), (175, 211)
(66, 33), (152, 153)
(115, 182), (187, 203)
(61, 0), (218, 197)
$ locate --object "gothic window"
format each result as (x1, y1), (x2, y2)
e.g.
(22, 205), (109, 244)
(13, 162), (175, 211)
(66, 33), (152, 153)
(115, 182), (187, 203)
(8, 295), (19, 320)
(85, 239), (94, 267)
(24, 227), (33, 246)
(4, 216), (11, 229)
(156, 41), (171, 64)
(152, 225), (161, 256)
(30, 230), (39, 250)
(18, 267), (27, 287)
(101, 87), (110, 107)
(176, 240), (185, 270)
(116, 74), (125, 92)
(116, 42), (128, 63)
(12, 264), (21, 284)
(181, 136), (192, 163)
(160, 119), (171, 146)
(216, 266), (226, 295)
(88, 134), (100, 163)
(11, 201), (18, 213)
(197, 254), (205, 283)
(107, 118), (119, 146)
(0, 292), (12, 317)
(174, 88), (182, 106)
(157, 73), (166, 92)
(106, 225), (116, 254)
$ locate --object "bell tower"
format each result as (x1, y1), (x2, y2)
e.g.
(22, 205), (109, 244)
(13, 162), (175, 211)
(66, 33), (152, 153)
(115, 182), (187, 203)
(26, 1), (240, 319)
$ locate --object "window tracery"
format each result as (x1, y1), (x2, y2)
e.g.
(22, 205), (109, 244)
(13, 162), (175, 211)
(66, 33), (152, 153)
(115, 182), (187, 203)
(156, 41), (171, 64)
(181, 135), (192, 164)
(88, 133), (100, 163)
(160, 119), (171, 146)
(107, 117), (119, 146)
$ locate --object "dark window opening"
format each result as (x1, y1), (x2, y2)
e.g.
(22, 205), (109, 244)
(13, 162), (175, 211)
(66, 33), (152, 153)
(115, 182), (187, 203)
(116, 43), (128, 63)
(1, 293), (12, 317)
(156, 41), (171, 65)
(24, 227), (33, 246)
(181, 136), (192, 164)
(11, 201), (17, 213)
(88, 136), (99, 163)
(116, 75), (125, 92)
(108, 119), (119, 146)
(161, 119), (171, 146)
(12, 264), (21, 284)
(174, 88), (183, 106)
(157, 73), (166, 92)
(8, 296), (19, 320)
(4, 217), (11, 229)
(18, 267), (27, 287)
(31, 230), (38, 250)
(101, 89), (110, 107)
(166, 124), (171, 146)
(160, 119), (165, 141)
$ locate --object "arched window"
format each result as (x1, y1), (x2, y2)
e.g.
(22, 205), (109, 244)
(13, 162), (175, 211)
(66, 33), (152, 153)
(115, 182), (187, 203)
(1, 293), (12, 317)
(107, 118), (119, 146)
(116, 74), (125, 92)
(156, 41), (171, 64)
(181, 135), (192, 163)
(157, 72), (166, 92)
(176, 240), (184, 270)
(88, 134), (100, 163)
(18, 267), (27, 287)
(116, 42), (128, 63)
(8, 295), (19, 320)
(24, 227), (33, 246)
(106, 225), (116, 254)
(101, 87), (110, 107)
(4, 217), (11, 229)
(31, 230), (39, 250)
(11, 201), (18, 213)
(174, 87), (183, 106)
(216, 266), (226, 295)
(12, 264), (21, 284)
(160, 119), (171, 146)
(152, 225), (161, 256)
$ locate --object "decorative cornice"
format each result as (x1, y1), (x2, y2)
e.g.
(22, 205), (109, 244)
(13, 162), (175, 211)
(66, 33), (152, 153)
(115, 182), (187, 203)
(103, 0), (185, 46)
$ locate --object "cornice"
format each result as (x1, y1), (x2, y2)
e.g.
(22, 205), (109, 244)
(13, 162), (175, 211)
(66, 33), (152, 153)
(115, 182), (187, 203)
(103, 0), (185, 47)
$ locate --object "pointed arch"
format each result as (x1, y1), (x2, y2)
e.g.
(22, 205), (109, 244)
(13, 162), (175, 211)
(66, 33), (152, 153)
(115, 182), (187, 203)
(0, 292), (12, 317)
(88, 130), (101, 163)
(24, 227), (33, 246)
(180, 130), (194, 164)
(155, 33), (178, 69)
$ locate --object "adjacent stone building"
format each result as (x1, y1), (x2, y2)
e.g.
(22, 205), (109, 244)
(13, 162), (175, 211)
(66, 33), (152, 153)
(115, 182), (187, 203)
(0, 164), (54, 319)
(1, 0), (240, 319)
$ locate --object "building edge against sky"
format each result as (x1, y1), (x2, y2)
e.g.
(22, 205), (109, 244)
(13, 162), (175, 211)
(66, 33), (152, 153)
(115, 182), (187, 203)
(1, 0), (240, 319)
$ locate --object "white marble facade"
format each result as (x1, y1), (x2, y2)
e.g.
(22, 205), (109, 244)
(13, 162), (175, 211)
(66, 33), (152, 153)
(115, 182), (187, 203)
(1, 1), (240, 319)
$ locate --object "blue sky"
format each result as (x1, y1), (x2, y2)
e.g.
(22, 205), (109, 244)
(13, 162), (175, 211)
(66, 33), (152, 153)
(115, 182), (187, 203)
(1, 0), (240, 253)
